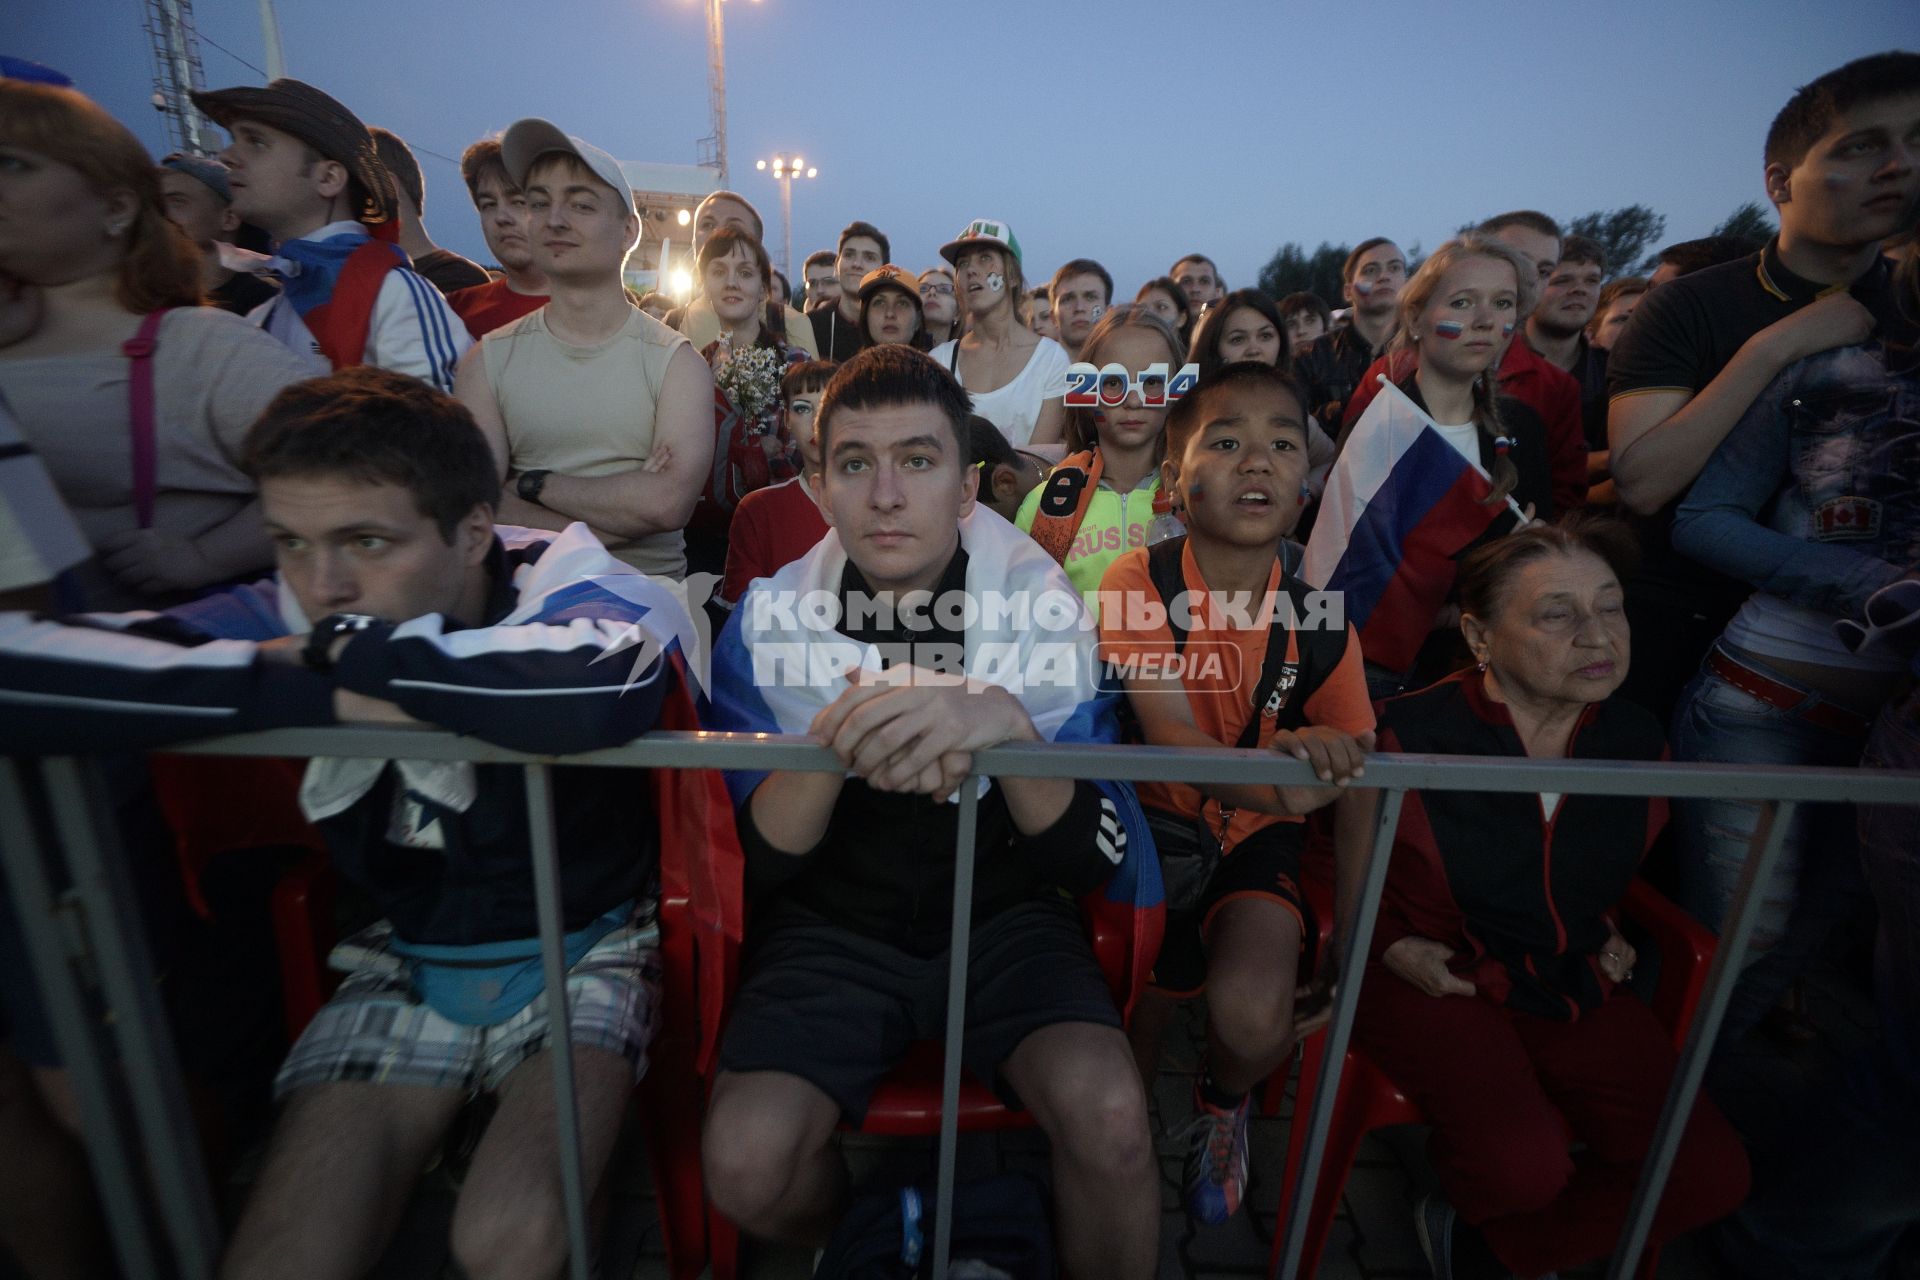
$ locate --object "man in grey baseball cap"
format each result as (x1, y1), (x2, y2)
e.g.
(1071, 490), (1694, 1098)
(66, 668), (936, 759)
(499, 118), (634, 225)
(453, 119), (715, 582)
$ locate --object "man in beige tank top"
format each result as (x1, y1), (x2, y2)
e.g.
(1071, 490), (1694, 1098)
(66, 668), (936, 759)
(455, 118), (713, 580)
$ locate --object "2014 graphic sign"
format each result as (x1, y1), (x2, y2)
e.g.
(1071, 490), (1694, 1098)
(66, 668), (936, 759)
(1063, 362), (1201, 408)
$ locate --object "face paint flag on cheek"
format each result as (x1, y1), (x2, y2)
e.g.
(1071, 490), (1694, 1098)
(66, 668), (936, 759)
(1352, 279), (1374, 296)
(985, 273), (1004, 293)
(1501, 321), (1515, 337)
(1432, 320), (1465, 339)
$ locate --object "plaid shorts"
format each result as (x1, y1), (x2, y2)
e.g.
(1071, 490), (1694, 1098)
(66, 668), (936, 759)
(274, 903), (662, 1099)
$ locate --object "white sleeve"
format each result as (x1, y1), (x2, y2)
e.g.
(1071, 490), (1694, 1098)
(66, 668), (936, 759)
(1038, 338), (1071, 397)
(366, 269), (473, 393)
(0, 425), (88, 592)
(930, 340), (958, 381)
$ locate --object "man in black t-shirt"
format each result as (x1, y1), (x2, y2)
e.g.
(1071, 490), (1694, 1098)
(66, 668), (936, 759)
(810, 220), (889, 360)
(370, 127), (491, 295)
(702, 347), (1159, 1279)
(1606, 50), (1920, 720)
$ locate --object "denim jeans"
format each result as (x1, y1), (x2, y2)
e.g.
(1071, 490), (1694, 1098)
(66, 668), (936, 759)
(1670, 656), (1871, 1047)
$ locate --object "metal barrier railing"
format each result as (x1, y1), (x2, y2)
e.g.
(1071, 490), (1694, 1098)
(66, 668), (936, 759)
(4, 727), (1915, 1280)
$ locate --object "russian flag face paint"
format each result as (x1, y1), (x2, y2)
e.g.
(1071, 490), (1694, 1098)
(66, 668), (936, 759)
(1501, 321), (1515, 338)
(1432, 319), (1465, 340)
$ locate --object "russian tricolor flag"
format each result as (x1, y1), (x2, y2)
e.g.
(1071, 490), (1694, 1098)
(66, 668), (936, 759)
(1303, 378), (1515, 674)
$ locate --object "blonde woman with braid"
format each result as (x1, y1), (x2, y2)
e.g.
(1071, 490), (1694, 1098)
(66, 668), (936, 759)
(1376, 235), (1556, 516)
(1337, 236), (1558, 696)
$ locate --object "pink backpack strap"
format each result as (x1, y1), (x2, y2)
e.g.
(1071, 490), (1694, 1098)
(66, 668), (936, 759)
(122, 308), (171, 529)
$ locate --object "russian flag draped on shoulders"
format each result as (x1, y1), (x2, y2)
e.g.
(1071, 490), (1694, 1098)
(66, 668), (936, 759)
(1303, 377), (1519, 674)
(708, 507), (1164, 1003)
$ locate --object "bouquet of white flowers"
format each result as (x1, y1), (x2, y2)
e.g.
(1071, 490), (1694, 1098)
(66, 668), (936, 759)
(713, 342), (784, 425)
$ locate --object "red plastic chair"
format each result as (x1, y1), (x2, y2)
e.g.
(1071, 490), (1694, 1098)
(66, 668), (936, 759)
(148, 754), (339, 1040)
(1266, 878), (1714, 1279)
(269, 848), (339, 1040)
(704, 890), (1153, 1279)
(638, 871), (713, 1278)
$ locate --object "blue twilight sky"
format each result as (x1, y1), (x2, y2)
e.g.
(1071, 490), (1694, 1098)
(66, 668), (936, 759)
(15, 0), (1919, 294)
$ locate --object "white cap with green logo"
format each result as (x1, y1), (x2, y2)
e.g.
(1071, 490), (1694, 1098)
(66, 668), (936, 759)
(939, 218), (1023, 267)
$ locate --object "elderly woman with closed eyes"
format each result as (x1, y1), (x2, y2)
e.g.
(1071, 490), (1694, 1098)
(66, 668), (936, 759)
(1334, 516), (1752, 1280)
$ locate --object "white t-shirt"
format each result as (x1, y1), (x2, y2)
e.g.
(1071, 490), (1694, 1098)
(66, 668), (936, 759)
(0, 396), (87, 594)
(1430, 419), (1482, 464)
(929, 336), (1070, 447)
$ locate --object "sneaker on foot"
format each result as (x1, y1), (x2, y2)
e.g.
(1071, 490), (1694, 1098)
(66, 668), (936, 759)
(1180, 1087), (1251, 1224)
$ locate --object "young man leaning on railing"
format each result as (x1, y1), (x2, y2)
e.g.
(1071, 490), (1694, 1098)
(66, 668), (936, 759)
(0, 365), (703, 1280)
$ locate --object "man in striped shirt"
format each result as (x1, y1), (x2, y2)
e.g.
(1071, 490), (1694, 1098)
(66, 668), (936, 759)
(192, 78), (470, 392)
(0, 367), (699, 1279)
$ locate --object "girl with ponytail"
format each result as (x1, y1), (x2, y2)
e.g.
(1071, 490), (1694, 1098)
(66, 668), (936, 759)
(1326, 235), (1561, 697)
(1385, 235), (1555, 515)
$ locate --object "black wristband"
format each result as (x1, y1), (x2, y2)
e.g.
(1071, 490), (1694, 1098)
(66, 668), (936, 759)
(516, 469), (552, 504)
(302, 613), (380, 675)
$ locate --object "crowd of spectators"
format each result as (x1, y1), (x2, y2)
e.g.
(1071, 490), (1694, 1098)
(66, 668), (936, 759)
(0, 46), (1916, 1280)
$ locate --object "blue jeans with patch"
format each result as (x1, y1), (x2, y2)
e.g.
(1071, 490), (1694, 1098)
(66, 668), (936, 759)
(1670, 656), (1871, 1047)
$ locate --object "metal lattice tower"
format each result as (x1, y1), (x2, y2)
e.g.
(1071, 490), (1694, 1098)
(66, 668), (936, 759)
(696, 0), (729, 185)
(143, 0), (213, 154)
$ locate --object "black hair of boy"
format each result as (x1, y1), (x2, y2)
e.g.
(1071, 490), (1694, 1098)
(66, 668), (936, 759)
(1049, 257), (1114, 305)
(1476, 210), (1563, 239)
(966, 413), (1018, 470)
(1557, 234), (1607, 272)
(1277, 292), (1333, 327)
(1164, 361), (1309, 457)
(1765, 51), (1920, 169)
(241, 366), (499, 539)
(838, 219), (891, 263)
(1655, 236), (1764, 277)
(814, 345), (970, 455)
(781, 358), (839, 403)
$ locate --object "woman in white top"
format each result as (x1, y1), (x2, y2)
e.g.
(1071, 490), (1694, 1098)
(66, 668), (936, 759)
(926, 219), (1069, 448)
